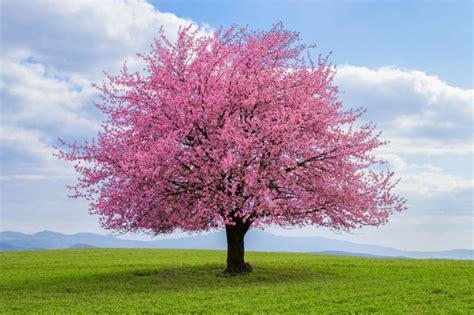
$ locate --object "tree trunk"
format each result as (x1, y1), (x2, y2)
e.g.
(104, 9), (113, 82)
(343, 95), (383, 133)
(224, 223), (253, 275)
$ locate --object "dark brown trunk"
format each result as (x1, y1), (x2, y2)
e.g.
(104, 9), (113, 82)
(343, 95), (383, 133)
(224, 223), (253, 275)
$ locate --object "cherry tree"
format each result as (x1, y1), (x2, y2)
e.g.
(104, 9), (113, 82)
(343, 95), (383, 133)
(57, 24), (406, 274)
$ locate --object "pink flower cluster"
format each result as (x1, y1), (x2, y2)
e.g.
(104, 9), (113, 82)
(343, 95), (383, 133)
(57, 24), (406, 235)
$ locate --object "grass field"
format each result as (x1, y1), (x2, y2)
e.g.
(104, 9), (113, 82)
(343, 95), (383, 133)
(0, 249), (472, 314)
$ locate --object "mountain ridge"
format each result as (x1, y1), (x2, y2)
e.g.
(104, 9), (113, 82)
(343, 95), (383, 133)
(0, 230), (472, 260)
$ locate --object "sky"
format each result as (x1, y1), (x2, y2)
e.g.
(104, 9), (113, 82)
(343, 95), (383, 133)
(0, 0), (472, 251)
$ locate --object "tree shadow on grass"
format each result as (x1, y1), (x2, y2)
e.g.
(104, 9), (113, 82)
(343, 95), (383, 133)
(15, 263), (334, 295)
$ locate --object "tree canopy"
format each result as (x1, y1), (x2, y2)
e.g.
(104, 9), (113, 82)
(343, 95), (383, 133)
(58, 23), (405, 238)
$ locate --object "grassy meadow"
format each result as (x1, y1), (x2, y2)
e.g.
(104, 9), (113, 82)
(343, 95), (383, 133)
(0, 248), (472, 313)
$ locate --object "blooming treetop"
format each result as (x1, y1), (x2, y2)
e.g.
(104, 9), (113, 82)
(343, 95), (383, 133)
(57, 24), (406, 236)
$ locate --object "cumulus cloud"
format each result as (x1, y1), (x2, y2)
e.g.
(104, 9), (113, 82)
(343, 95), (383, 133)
(0, 0), (211, 76)
(379, 137), (472, 155)
(0, 0), (209, 181)
(335, 65), (473, 202)
(336, 65), (473, 146)
(1, 52), (99, 134)
(0, 124), (77, 181)
(377, 153), (408, 172)
(379, 151), (472, 197)
(399, 164), (473, 195)
(0, 125), (53, 161)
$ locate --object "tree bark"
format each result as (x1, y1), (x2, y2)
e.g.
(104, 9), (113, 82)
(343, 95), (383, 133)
(224, 223), (253, 275)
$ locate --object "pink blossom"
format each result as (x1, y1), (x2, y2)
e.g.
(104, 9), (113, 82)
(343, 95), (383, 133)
(57, 23), (406, 236)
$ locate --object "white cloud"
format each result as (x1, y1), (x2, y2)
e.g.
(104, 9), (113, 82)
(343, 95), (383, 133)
(378, 151), (472, 195)
(0, 125), (53, 162)
(0, 125), (75, 180)
(379, 137), (473, 155)
(377, 153), (408, 172)
(336, 65), (473, 198)
(336, 65), (473, 152)
(337, 65), (472, 115)
(0, 174), (48, 181)
(342, 66), (474, 196)
(0, 0), (211, 76)
(1, 53), (99, 133)
(0, 0), (209, 182)
(399, 164), (473, 195)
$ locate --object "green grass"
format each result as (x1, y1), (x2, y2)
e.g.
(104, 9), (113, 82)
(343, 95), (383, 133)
(0, 249), (472, 314)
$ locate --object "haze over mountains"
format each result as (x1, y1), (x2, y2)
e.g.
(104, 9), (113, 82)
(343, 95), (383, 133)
(0, 230), (471, 260)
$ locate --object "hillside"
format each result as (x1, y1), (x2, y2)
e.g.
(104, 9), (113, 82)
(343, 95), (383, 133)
(1, 230), (472, 260)
(0, 249), (472, 313)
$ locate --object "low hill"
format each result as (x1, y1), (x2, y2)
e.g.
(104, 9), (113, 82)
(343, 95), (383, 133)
(0, 249), (472, 313)
(0, 242), (24, 251)
(68, 243), (98, 249)
(1, 230), (472, 260)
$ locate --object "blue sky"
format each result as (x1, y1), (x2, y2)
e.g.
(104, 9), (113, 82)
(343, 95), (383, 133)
(154, 0), (473, 88)
(0, 0), (472, 251)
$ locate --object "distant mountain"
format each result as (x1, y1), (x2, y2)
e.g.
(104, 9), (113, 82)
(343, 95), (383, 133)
(0, 230), (472, 260)
(69, 243), (98, 249)
(0, 231), (141, 250)
(0, 239), (43, 251)
(314, 250), (409, 259)
(0, 242), (27, 251)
